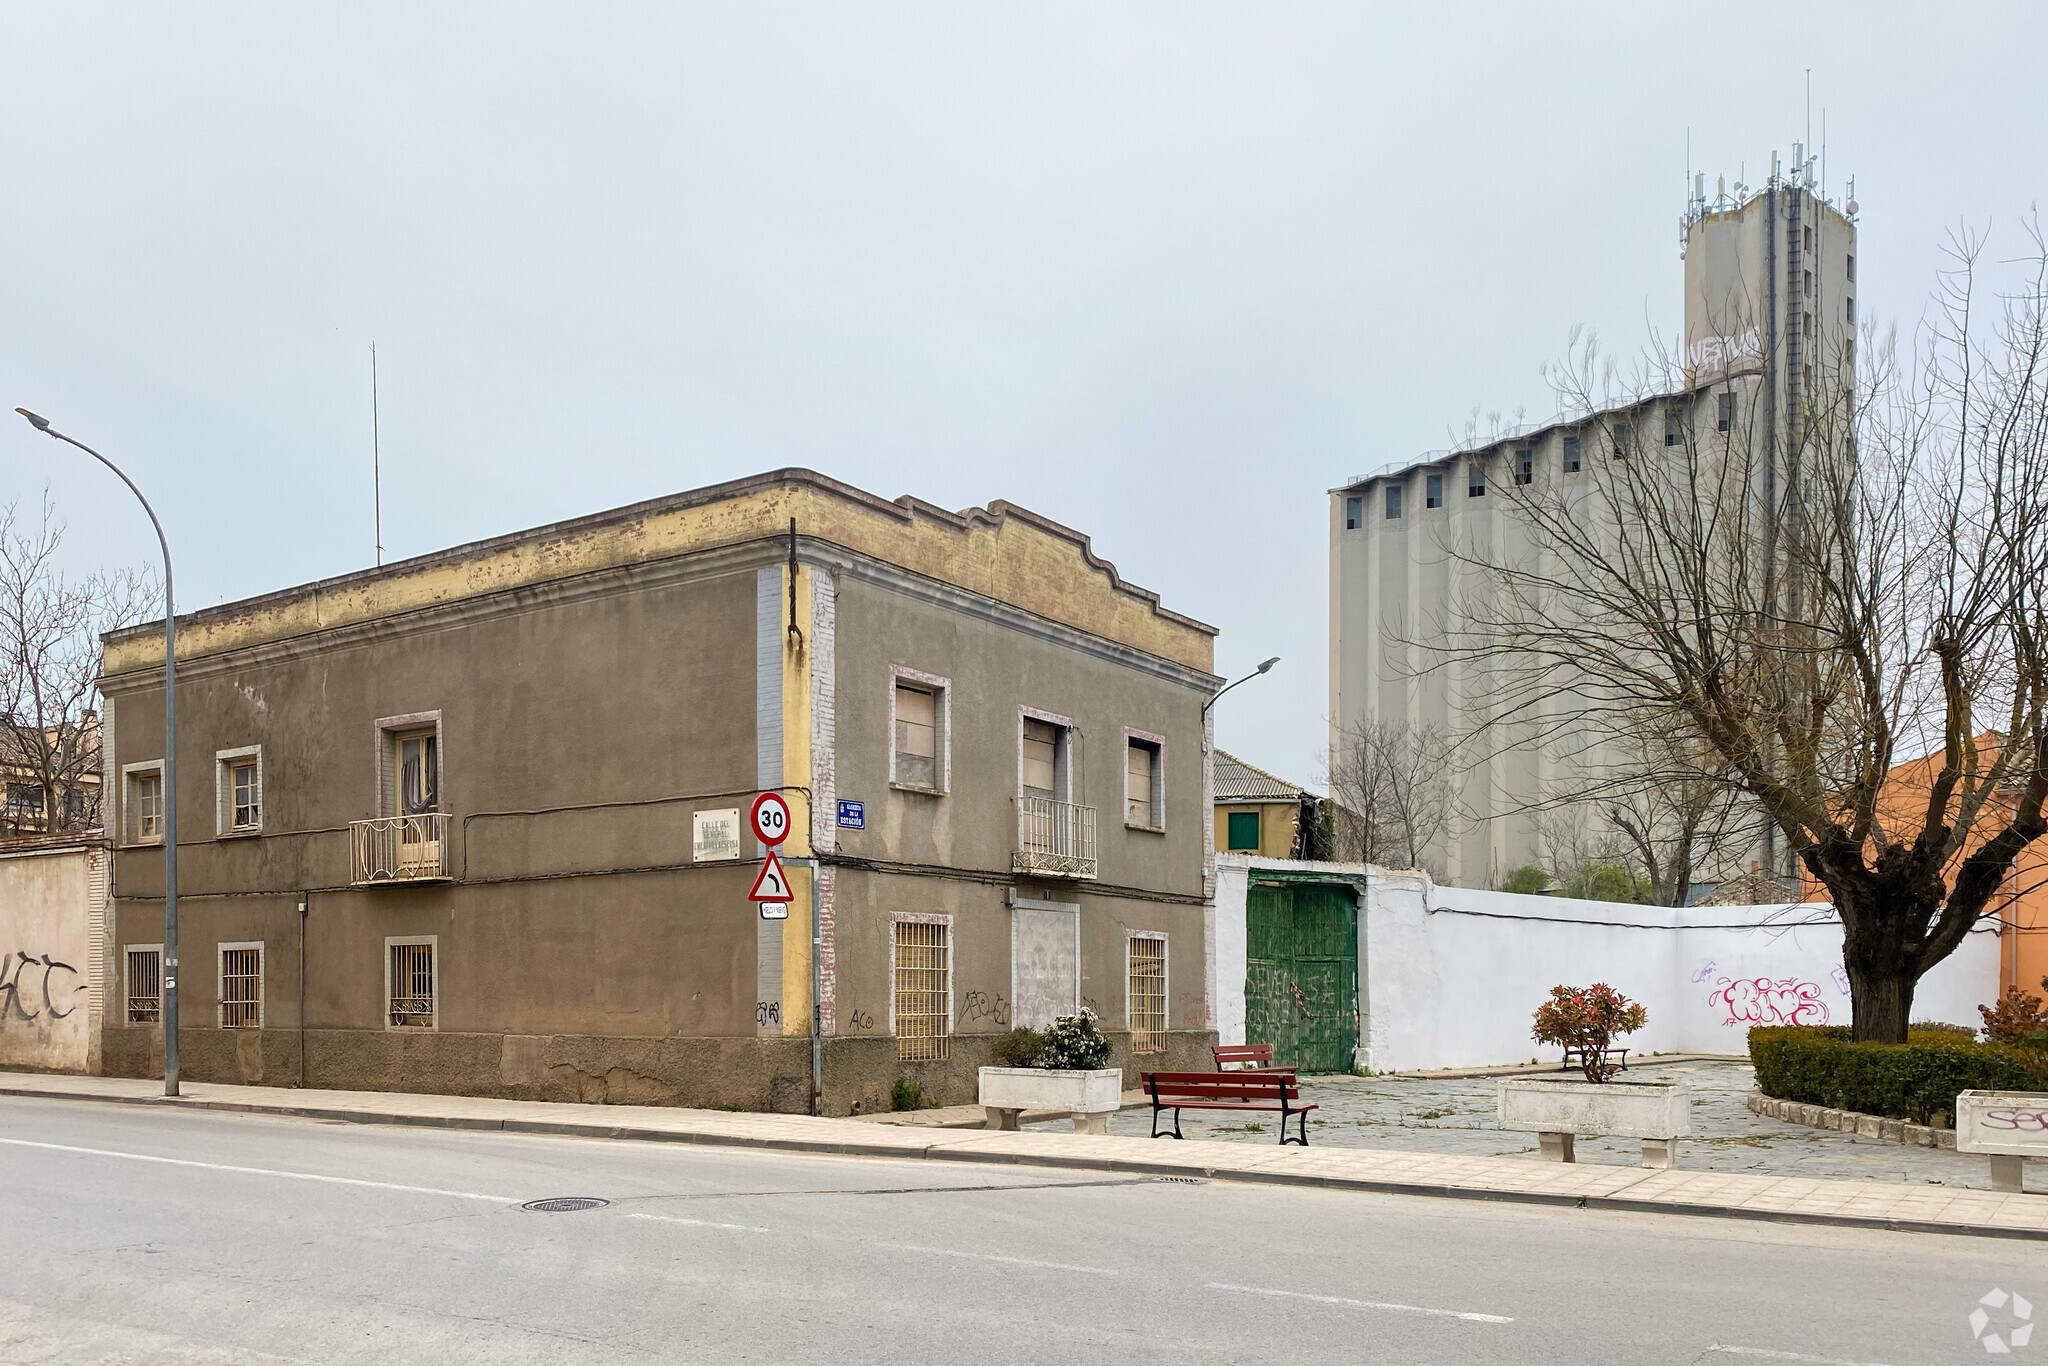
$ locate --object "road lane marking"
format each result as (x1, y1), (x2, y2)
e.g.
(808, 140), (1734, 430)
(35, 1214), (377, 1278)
(874, 1242), (1119, 1276)
(0, 1137), (516, 1203)
(1707, 1347), (1897, 1366)
(1206, 1282), (1512, 1324)
(626, 1212), (772, 1232)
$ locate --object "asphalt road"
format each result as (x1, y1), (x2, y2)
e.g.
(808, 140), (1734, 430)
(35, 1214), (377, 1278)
(5, 1095), (2043, 1365)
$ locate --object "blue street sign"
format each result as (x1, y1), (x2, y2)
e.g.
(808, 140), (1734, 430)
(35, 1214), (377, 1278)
(836, 800), (865, 829)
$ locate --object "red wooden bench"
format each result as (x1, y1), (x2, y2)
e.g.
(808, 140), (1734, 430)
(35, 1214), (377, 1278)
(1212, 1043), (1276, 1071)
(1142, 1070), (1317, 1145)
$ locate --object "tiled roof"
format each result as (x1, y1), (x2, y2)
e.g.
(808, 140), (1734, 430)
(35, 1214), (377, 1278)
(1213, 749), (1304, 802)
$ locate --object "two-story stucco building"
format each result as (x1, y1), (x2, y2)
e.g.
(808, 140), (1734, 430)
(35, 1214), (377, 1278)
(97, 470), (1220, 1113)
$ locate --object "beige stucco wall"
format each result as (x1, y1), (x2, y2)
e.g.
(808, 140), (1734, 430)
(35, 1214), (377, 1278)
(1213, 802), (1298, 859)
(0, 839), (107, 1073)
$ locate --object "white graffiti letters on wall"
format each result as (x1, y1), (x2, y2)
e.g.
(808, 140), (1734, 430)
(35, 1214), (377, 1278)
(0, 951), (85, 1027)
(1708, 976), (1830, 1028)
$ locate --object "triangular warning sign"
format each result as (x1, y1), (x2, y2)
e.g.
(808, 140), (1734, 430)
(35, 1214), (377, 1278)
(748, 850), (795, 902)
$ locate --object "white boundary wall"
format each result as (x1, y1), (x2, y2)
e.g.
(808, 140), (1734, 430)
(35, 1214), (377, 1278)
(1213, 854), (2001, 1073)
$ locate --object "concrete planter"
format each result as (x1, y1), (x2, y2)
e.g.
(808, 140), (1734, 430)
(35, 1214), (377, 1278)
(979, 1067), (1123, 1134)
(1498, 1077), (1692, 1168)
(1955, 1090), (2048, 1192)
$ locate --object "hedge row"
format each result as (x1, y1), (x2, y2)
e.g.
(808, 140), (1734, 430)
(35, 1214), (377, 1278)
(1748, 1025), (2048, 1124)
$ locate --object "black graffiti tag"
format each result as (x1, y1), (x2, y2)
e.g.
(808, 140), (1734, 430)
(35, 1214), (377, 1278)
(0, 951), (83, 1025)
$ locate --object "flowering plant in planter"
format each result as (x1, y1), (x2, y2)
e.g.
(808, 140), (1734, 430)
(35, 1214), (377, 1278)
(1531, 983), (1646, 1082)
(1040, 1008), (1114, 1069)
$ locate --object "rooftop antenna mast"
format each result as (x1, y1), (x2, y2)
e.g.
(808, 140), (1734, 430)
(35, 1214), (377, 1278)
(1805, 70), (1812, 181)
(371, 342), (383, 567)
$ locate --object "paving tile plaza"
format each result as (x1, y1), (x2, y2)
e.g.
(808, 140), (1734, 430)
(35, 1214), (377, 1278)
(1020, 1058), (2034, 1190)
(6, 1066), (2044, 1240)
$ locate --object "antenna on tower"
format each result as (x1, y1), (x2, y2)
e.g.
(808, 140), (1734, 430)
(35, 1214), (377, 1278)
(1805, 69), (1812, 157)
(371, 342), (383, 567)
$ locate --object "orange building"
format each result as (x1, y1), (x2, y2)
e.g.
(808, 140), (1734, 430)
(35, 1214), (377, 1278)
(1800, 734), (2048, 996)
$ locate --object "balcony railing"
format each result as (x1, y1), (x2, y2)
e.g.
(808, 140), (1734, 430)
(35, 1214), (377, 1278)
(1013, 796), (1097, 880)
(350, 813), (450, 884)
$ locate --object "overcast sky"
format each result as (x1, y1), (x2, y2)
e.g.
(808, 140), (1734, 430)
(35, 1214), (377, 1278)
(3, 4), (2045, 786)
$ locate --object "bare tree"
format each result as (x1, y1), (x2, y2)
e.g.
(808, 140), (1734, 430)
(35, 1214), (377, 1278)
(1325, 717), (1455, 875)
(1436, 223), (2048, 1041)
(0, 494), (157, 838)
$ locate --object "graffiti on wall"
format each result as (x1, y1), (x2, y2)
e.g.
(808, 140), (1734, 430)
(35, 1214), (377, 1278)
(0, 951), (85, 1028)
(1708, 976), (1831, 1027)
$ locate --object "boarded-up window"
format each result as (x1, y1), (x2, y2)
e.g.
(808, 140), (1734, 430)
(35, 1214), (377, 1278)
(894, 920), (950, 1061)
(895, 683), (937, 789)
(390, 941), (436, 1029)
(1126, 739), (1160, 828)
(1022, 718), (1059, 798)
(1129, 935), (1167, 1054)
(218, 945), (262, 1029)
(126, 947), (161, 1024)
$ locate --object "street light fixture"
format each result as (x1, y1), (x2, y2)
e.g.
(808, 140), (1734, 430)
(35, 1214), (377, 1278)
(1203, 655), (1280, 720)
(15, 408), (182, 1097)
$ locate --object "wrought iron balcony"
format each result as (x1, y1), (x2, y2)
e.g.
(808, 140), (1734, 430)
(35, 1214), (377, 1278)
(1013, 796), (1097, 880)
(350, 813), (450, 884)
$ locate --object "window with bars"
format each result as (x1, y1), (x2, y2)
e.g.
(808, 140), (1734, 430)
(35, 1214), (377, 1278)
(126, 946), (161, 1024)
(1128, 935), (1167, 1054)
(389, 940), (436, 1029)
(893, 919), (950, 1061)
(218, 944), (262, 1028)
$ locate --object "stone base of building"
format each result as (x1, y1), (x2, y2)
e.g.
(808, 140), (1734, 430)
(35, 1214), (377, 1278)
(97, 1026), (1219, 1117)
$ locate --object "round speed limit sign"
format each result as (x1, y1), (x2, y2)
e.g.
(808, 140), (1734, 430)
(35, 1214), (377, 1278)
(749, 791), (792, 847)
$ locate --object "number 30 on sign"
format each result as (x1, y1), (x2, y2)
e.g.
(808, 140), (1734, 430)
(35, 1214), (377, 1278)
(749, 791), (791, 846)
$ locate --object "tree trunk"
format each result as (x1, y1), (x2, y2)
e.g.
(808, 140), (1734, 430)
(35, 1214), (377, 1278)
(1843, 949), (1916, 1043)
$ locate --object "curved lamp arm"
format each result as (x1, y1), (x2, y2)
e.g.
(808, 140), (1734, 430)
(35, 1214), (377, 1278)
(1203, 656), (1280, 718)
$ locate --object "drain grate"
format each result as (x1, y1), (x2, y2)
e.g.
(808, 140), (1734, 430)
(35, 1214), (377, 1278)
(522, 1196), (610, 1213)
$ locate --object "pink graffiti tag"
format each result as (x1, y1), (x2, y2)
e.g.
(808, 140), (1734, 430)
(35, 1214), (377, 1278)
(1708, 976), (1830, 1027)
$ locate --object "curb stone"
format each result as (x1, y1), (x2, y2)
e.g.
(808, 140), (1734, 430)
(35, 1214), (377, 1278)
(1746, 1089), (1957, 1150)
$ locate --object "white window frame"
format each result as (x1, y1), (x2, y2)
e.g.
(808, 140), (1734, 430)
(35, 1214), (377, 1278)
(887, 666), (951, 795)
(1126, 931), (1168, 1051)
(888, 912), (953, 1059)
(121, 760), (166, 847)
(217, 941), (264, 1029)
(125, 943), (164, 1026)
(214, 745), (263, 837)
(385, 935), (439, 1032)
(1123, 728), (1165, 832)
(1018, 706), (1074, 804)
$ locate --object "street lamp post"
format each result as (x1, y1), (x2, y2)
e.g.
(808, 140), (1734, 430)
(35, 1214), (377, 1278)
(1203, 656), (1280, 720)
(15, 409), (182, 1097)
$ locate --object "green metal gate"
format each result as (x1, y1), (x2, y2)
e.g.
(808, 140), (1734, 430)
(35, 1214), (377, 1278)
(1245, 879), (1359, 1073)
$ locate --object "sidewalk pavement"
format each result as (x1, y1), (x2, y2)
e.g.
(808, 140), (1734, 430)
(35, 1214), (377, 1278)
(7, 1069), (2045, 1242)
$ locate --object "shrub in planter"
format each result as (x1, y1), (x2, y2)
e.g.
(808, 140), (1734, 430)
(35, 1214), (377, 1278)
(1531, 983), (1646, 1082)
(1039, 1009), (1113, 1070)
(988, 1026), (1049, 1069)
(1748, 1025), (2048, 1124)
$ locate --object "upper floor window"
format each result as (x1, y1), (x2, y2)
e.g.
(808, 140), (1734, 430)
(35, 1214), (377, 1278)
(1467, 462), (1486, 498)
(1846, 253), (1856, 283)
(1665, 411), (1685, 446)
(123, 763), (164, 845)
(1846, 296), (1856, 325)
(215, 746), (262, 835)
(1514, 448), (1533, 485)
(1717, 392), (1734, 432)
(1425, 473), (1444, 508)
(1021, 716), (1069, 801)
(1125, 732), (1164, 830)
(1562, 436), (1581, 472)
(5, 782), (44, 819)
(1344, 496), (1361, 530)
(890, 668), (949, 793)
(1611, 422), (1632, 457)
(1226, 810), (1261, 851)
(1384, 485), (1402, 519)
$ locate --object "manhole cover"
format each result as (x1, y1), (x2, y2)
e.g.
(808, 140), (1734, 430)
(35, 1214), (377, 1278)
(521, 1197), (610, 1213)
